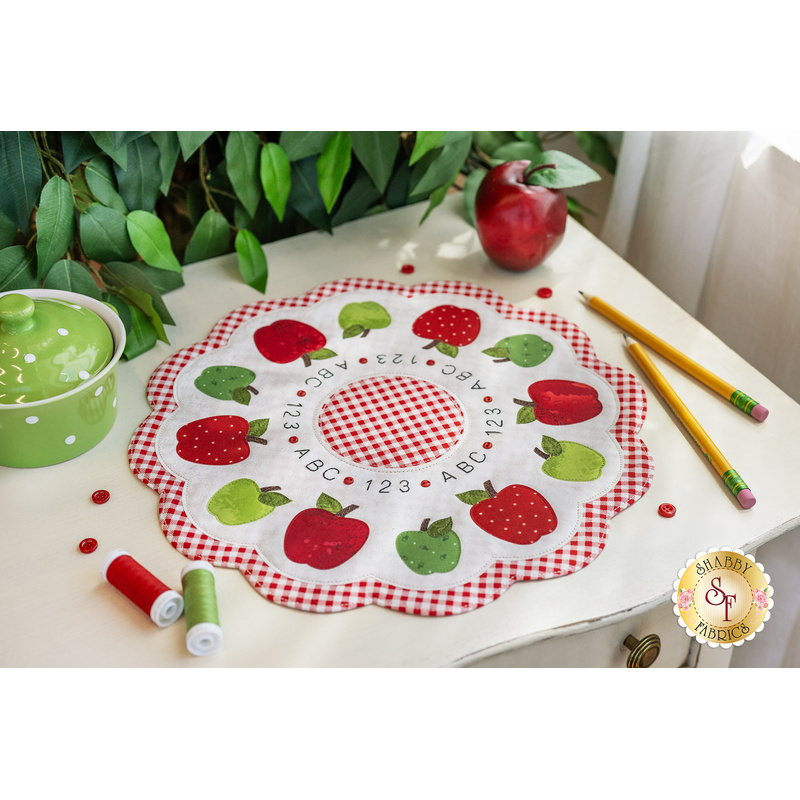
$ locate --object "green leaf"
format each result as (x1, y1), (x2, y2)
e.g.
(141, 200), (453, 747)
(427, 517), (453, 538)
(149, 131), (181, 195)
(177, 131), (213, 160)
(316, 132), (352, 214)
(0, 245), (36, 291)
(288, 156), (332, 233)
(524, 150), (601, 190)
(419, 180), (452, 224)
(248, 418), (269, 437)
(566, 195), (598, 225)
(84, 156), (128, 213)
(491, 140), (544, 164)
(462, 169), (485, 228)
(409, 131), (471, 198)
(349, 131), (400, 193)
(35, 176), (75, 279)
(131, 261), (184, 295)
(435, 341), (458, 358)
(42, 259), (102, 299)
(258, 492), (291, 507)
(482, 346), (510, 359)
(233, 228), (268, 293)
(122, 301), (158, 359)
(114, 136), (162, 213)
(409, 131), (445, 166)
(61, 132), (102, 173)
(514, 131), (544, 150)
(541, 435), (562, 456)
(89, 132), (128, 170)
(232, 387), (251, 406)
(79, 204), (137, 262)
(279, 131), (334, 161)
(226, 131), (262, 218)
(112, 132), (148, 150)
(472, 131), (517, 156)
(0, 131), (43, 231)
(115, 284), (169, 343)
(308, 347), (337, 360)
(342, 324), (365, 338)
(104, 261), (176, 325)
(455, 490), (490, 506)
(316, 493), (342, 514)
(126, 210), (181, 272)
(184, 209), (231, 264)
(259, 142), (292, 222)
(331, 166), (383, 226)
(573, 132), (617, 175)
(516, 406), (537, 425)
(0, 210), (16, 248)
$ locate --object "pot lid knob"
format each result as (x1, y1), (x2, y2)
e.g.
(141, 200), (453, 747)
(0, 293), (36, 334)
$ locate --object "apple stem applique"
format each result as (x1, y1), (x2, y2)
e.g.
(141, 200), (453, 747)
(283, 492), (370, 570)
(254, 320), (336, 367)
(176, 416), (270, 465)
(514, 379), (603, 425)
(338, 301), (392, 338)
(482, 333), (553, 367)
(457, 480), (558, 545)
(536, 435), (606, 482)
(194, 365), (260, 406)
(395, 516), (462, 576)
(207, 480), (291, 525)
(412, 305), (481, 357)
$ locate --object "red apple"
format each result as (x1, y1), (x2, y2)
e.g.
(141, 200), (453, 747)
(412, 305), (481, 356)
(254, 320), (335, 367)
(514, 379), (602, 425)
(457, 480), (557, 545)
(176, 415), (269, 465)
(284, 493), (369, 570)
(474, 160), (568, 272)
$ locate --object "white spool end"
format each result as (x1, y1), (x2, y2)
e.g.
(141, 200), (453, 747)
(186, 621), (223, 656)
(181, 560), (215, 579)
(151, 589), (184, 627)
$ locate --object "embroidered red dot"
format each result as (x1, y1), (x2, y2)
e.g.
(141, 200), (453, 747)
(483, 396), (493, 403)
(91, 490), (110, 504)
(421, 480), (431, 488)
(483, 442), (493, 449)
(289, 436), (299, 444)
(401, 264), (415, 274)
(297, 390), (306, 397)
(537, 287), (553, 298)
(426, 360), (435, 366)
(344, 477), (354, 485)
(359, 358), (368, 364)
(79, 538), (98, 554)
(658, 503), (676, 518)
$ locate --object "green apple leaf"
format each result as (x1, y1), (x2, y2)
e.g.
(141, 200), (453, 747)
(248, 418), (269, 437)
(226, 131), (262, 218)
(419, 179), (453, 224)
(79, 204), (137, 262)
(234, 228), (268, 293)
(0, 245), (36, 291)
(122, 301), (158, 359)
(0, 131), (42, 232)
(176, 131), (213, 160)
(308, 347), (337, 360)
(342, 324), (365, 339)
(514, 131), (544, 150)
(541, 435), (562, 457)
(258, 492), (291, 507)
(428, 517), (453, 538)
(150, 131), (181, 196)
(231, 387), (251, 406)
(42, 259), (102, 299)
(126, 210), (181, 271)
(89, 132), (128, 170)
(35, 176), (76, 279)
(113, 136), (162, 212)
(316, 132), (352, 214)
(84, 156), (128, 213)
(288, 156), (332, 233)
(316, 493), (342, 514)
(61, 132), (102, 173)
(456, 490), (490, 506)
(482, 346), (510, 359)
(491, 140), (543, 164)
(409, 131), (445, 166)
(516, 406), (537, 425)
(184, 209), (230, 264)
(524, 150), (601, 190)
(573, 131), (617, 175)
(462, 169), (485, 228)
(435, 341), (458, 358)
(349, 131), (399, 193)
(279, 131), (335, 161)
(259, 142), (292, 222)
(115, 284), (169, 344)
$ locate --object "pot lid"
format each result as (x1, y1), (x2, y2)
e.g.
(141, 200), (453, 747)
(0, 293), (114, 404)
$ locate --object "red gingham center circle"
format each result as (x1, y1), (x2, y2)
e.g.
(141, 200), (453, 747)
(316, 375), (466, 470)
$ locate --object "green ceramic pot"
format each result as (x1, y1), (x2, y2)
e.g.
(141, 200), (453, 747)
(0, 289), (126, 468)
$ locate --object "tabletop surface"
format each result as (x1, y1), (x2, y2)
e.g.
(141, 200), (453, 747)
(3, 194), (799, 667)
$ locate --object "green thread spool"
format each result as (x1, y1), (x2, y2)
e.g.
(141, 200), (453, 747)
(180, 562), (223, 656)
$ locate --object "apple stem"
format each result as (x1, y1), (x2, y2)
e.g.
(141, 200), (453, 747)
(337, 504), (359, 518)
(301, 353), (312, 367)
(483, 480), (497, 498)
(360, 329), (370, 337)
(513, 398), (535, 407)
(422, 340), (438, 350)
(246, 436), (268, 445)
(524, 162), (557, 183)
(493, 357), (511, 364)
(534, 447), (549, 460)
(420, 518), (431, 532)
(247, 385), (259, 395)
(260, 485), (280, 492)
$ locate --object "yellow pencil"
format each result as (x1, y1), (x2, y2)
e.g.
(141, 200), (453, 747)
(580, 291), (768, 422)
(625, 335), (756, 509)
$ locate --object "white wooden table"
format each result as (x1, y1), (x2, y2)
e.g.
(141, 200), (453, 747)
(3, 194), (798, 667)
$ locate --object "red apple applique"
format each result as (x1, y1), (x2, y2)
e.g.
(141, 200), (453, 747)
(412, 304), (481, 357)
(514, 379), (603, 425)
(457, 480), (558, 545)
(176, 415), (269, 465)
(284, 493), (369, 570)
(254, 320), (336, 367)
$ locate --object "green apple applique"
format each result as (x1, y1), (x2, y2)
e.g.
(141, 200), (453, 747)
(207, 480), (291, 525)
(536, 435), (606, 482)
(338, 301), (391, 338)
(482, 333), (553, 367)
(194, 365), (259, 406)
(395, 517), (462, 575)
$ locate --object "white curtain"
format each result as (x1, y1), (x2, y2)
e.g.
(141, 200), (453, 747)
(600, 131), (800, 668)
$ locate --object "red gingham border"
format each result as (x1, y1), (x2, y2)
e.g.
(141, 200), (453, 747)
(128, 279), (653, 616)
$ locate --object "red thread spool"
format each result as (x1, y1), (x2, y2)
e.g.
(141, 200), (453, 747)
(101, 549), (183, 627)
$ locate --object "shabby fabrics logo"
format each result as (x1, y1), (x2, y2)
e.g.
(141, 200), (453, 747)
(673, 548), (773, 648)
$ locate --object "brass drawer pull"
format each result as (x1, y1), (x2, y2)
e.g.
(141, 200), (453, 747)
(624, 633), (661, 668)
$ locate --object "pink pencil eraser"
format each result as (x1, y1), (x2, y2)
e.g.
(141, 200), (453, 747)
(751, 404), (769, 422)
(738, 489), (757, 509)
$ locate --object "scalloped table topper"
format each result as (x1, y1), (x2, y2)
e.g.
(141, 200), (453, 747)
(129, 279), (653, 615)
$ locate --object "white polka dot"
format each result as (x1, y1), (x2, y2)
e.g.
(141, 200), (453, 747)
(24, 353), (35, 363)
(65, 435), (76, 445)
(25, 416), (39, 424)
(78, 370), (90, 380)
(113, 398), (117, 407)
(94, 386), (103, 396)
(57, 328), (68, 336)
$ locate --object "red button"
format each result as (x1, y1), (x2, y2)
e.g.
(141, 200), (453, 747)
(658, 503), (676, 518)
(420, 480), (431, 488)
(483, 442), (493, 450)
(537, 287), (553, 298)
(91, 490), (110, 504)
(79, 538), (98, 554)
(401, 264), (415, 274)
(344, 477), (354, 485)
